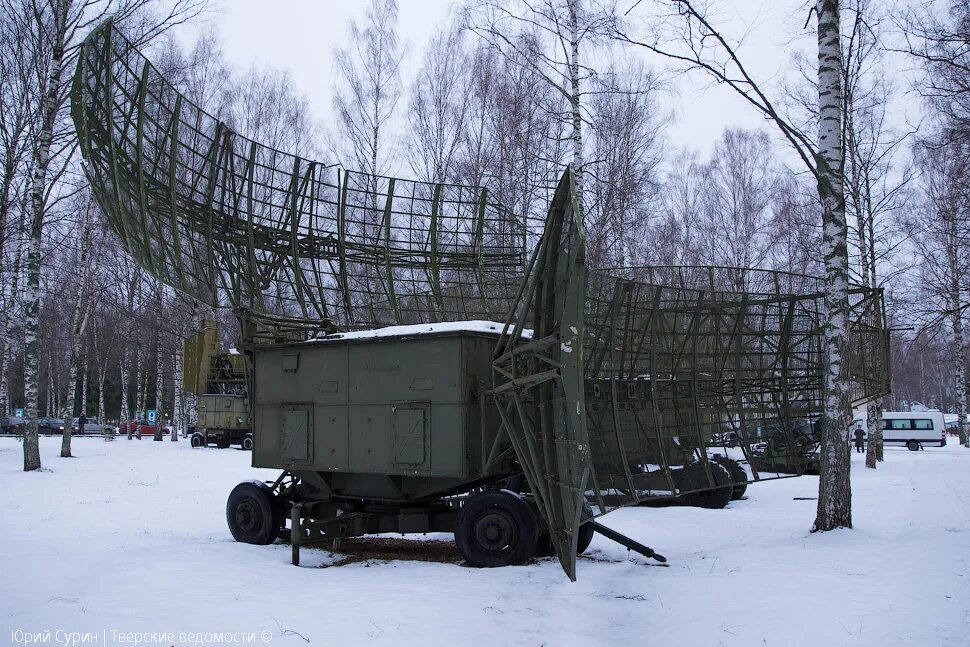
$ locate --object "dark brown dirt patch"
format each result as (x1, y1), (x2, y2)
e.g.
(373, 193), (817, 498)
(307, 537), (462, 567)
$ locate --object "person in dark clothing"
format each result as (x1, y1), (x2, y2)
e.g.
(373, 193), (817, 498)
(853, 426), (865, 453)
(78, 413), (88, 436)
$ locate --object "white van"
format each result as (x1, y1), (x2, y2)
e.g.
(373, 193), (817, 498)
(852, 411), (947, 451)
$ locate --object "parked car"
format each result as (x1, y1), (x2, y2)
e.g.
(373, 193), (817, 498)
(118, 420), (168, 436)
(38, 417), (66, 434)
(71, 417), (108, 435)
(1, 416), (24, 434)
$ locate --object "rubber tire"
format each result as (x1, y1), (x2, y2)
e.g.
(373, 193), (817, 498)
(535, 503), (595, 556)
(906, 440), (920, 452)
(680, 462), (733, 509)
(190, 433), (205, 448)
(242, 434), (254, 451)
(712, 456), (748, 500)
(576, 522), (594, 554)
(456, 490), (538, 567)
(226, 481), (278, 545)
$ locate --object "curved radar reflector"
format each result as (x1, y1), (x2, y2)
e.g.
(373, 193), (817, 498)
(71, 21), (529, 332)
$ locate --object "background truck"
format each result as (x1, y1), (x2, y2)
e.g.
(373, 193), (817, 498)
(184, 322), (252, 449)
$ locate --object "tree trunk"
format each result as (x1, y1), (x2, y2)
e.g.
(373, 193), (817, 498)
(566, 0), (586, 222)
(137, 364), (146, 419)
(23, 0), (71, 471)
(813, 0), (853, 532)
(0, 343), (8, 418)
(97, 363), (106, 423)
(155, 308), (164, 435)
(865, 399), (881, 468)
(120, 357), (130, 424)
(172, 327), (183, 441)
(0, 143), (22, 420)
(47, 360), (54, 417)
(81, 355), (88, 414)
(847, 110), (879, 470)
(951, 294), (968, 447)
(1, 223), (27, 418)
(60, 200), (95, 458)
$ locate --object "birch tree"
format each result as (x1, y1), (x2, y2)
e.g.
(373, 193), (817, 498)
(465, 0), (614, 225)
(10, 0), (207, 470)
(788, 0), (911, 466)
(813, 1), (854, 529)
(19, 0), (71, 471)
(907, 135), (970, 446)
(898, 0), (970, 139)
(584, 61), (666, 268)
(698, 129), (782, 273)
(59, 196), (95, 457)
(0, 14), (34, 418)
(900, 0), (970, 447)
(612, 0), (855, 530)
(406, 27), (472, 184)
(331, 0), (403, 181)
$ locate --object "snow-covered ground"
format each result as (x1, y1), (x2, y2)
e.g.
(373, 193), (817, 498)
(1, 436), (967, 647)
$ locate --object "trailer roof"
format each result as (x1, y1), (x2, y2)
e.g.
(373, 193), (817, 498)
(306, 320), (533, 344)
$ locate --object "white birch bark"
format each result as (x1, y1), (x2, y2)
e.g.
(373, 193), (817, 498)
(154, 300), (164, 439)
(948, 269), (968, 447)
(22, 0), (71, 471)
(567, 0), (586, 222)
(81, 355), (88, 414)
(2, 221), (27, 417)
(97, 361), (106, 423)
(814, 0), (853, 531)
(60, 199), (95, 457)
(172, 347), (182, 441)
(0, 345), (7, 416)
(137, 365), (146, 419)
(120, 357), (130, 428)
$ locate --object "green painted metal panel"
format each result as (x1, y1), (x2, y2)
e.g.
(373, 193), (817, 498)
(281, 405), (312, 465)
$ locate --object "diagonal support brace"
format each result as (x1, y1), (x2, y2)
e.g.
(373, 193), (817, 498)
(588, 521), (667, 563)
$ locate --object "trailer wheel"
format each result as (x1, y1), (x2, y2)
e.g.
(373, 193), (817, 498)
(535, 503), (595, 556)
(242, 434), (253, 451)
(456, 490), (538, 567)
(227, 481), (278, 545)
(190, 433), (205, 448)
(906, 440), (920, 452)
(712, 456), (748, 500)
(576, 522), (594, 554)
(679, 462), (733, 509)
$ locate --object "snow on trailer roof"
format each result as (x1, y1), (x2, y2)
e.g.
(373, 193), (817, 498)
(307, 320), (534, 344)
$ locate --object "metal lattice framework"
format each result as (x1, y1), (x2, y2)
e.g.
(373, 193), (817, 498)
(72, 21), (528, 332)
(494, 172), (890, 578)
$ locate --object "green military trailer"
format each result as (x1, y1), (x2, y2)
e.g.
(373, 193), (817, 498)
(196, 394), (250, 449)
(71, 21), (891, 580)
(184, 322), (252, 449)
(245, 322), (579, 567)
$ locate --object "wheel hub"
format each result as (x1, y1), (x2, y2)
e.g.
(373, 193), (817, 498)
(474, 511), (515, 552)
(235, 498), (262, 533)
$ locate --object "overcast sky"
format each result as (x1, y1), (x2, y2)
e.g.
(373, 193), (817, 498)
(177, 0), (921, 170)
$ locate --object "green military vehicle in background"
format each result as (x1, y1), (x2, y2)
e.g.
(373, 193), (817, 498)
(184, 321), (252, 450)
